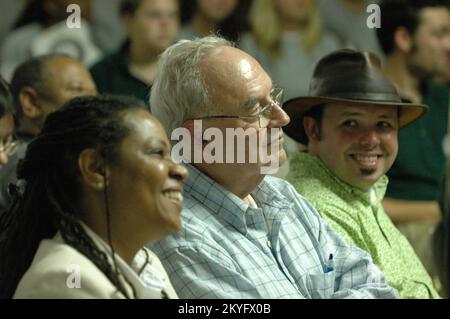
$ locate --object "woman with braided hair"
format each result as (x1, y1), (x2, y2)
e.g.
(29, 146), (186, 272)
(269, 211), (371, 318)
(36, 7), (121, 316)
(0, 94), (187, 298)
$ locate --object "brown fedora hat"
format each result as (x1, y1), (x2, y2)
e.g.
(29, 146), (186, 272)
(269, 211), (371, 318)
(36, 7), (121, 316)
(283, 49), (428, 144)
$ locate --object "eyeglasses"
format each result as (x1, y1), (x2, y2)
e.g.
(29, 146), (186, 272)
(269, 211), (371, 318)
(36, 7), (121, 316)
(191, 87), (284, 128)
(0, 137), (17, 156)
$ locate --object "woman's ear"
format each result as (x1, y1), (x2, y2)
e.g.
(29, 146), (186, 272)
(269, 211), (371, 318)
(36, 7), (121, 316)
(78, 149), (106, 191)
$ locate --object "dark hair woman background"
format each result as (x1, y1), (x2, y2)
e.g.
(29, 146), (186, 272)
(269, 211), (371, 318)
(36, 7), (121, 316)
(178, 0), (252, 42)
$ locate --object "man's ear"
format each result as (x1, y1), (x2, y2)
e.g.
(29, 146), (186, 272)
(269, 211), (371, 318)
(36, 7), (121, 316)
(394, 26), (413, 53)
(19, 87), (44, 120)
(78, 149), (107, 191)
(303, 116), (320, 142)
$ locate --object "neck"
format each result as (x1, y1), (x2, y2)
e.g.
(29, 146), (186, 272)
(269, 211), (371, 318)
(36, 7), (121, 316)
(196, 163), (264, 200)
(192, 12), (218, 36)
(281, 19), (307, 32)
(128, 41), (160, 84)
(18, 117), (40, 136)
(128, 41), (159, 65)
(384, 53), (423, 103)
(81, 197), (143, 266)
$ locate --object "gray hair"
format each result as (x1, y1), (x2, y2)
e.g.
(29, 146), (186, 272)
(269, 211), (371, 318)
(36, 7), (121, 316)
(150, 35), (234, 136)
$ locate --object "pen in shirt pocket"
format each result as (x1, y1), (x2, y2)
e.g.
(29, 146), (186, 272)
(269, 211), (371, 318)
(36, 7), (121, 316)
(325, 254), (334, 273)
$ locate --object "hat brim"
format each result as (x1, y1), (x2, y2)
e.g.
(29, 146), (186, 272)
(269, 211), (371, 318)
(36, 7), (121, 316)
(283, 96), (428, 144)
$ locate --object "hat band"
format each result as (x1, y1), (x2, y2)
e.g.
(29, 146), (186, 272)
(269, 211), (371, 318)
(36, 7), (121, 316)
(316, 91), (402, 103)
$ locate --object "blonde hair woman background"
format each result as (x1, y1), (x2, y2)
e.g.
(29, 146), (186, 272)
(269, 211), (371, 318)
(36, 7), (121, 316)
(240, 0), (344, 100)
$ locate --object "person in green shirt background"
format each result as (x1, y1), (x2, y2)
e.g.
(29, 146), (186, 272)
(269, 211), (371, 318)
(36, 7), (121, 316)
(90, 0), (179, 106)
(375, 0), (450, 288)
(284, 49), (439, 298)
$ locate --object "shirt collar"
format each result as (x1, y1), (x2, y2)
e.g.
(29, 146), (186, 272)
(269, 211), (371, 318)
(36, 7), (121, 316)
(183, 164), (250, 234)
(183, 164), (292, 234)
(81, 223), (168, 299)
(295, 152), (388, 205)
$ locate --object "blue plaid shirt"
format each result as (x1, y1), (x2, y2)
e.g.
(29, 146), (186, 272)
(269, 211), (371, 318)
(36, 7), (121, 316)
(149, 164), (398, 299)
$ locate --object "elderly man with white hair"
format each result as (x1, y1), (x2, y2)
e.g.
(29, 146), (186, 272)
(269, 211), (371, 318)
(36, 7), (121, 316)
(148, 36), (398, 299)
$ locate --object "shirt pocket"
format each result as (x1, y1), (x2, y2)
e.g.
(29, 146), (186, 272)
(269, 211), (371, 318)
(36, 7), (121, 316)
(306, 271), (336, 299)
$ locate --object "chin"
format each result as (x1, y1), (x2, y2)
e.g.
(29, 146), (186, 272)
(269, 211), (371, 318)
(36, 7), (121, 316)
(356, 175), (380, 190)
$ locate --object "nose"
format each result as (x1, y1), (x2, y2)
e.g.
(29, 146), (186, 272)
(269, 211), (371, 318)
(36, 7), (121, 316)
(359, 129), (381, 148)
(268, 104), (290, 128)
(169, 160), (189, 182)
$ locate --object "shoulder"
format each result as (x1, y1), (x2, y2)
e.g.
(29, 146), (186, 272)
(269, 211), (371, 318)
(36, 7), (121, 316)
(262, 175), (306, 203)
(1, 24), (41, 79)
(262, 176), (324, 225)
(319, 31), (343, 50)
(238, 32), (260, 54)
(141, 248), (178, 298)
(287, 154), (329, 196)
(90, 50), (121, 74)
(149, 198), (243, 269)
(3, 24), (41, 47)
(287, 158), (360, 222)
(425, 81), (449, 104)
(14, 237), (123, 299)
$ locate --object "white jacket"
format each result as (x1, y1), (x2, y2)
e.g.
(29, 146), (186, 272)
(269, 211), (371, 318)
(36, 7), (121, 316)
(13, 233), (178, 299)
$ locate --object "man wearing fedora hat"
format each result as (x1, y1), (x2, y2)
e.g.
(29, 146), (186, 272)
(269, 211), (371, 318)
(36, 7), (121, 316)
(284, 49), (439, 298)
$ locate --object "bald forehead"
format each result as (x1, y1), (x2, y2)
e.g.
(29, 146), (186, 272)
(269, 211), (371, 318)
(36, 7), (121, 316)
(44, 57), (84, 75)
(201, 46), (264, 76)
(201, 47), (272, 107)
(38, 57), (79, 85)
